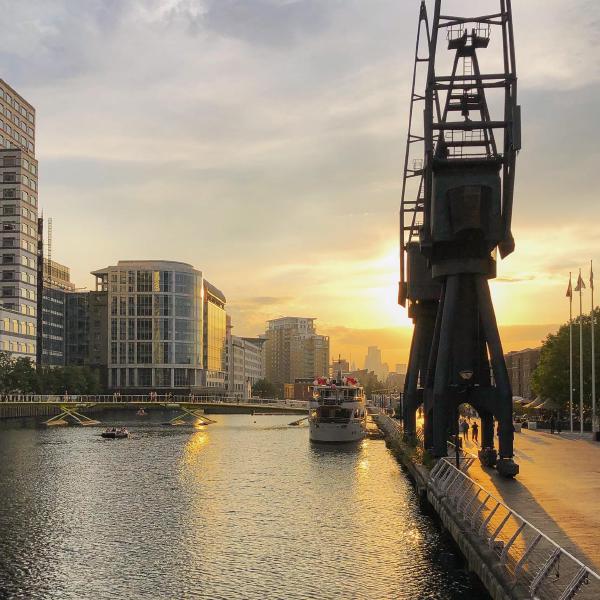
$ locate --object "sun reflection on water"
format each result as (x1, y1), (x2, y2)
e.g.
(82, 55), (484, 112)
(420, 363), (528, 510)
(182, 430), (209, 465)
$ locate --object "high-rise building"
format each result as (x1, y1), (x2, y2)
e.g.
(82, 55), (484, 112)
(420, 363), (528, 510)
(264, 317), (329, 385)
(364, 346), (382, 372)
(91, 260), (227, 392)
(0, 80), (38, 360)
(39, 258), (75, 365)
(364, 345), (390, 381)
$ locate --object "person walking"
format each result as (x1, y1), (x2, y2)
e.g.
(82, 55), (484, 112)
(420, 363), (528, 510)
(550, 413), (556, 434)
(471, 421), (479, 445)
(461, 418), (469, 441)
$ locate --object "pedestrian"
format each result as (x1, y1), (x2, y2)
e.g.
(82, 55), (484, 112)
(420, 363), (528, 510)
(550, 413), (556, 434)
(461, 418), (469, 441)
(471, 421), (479, 444)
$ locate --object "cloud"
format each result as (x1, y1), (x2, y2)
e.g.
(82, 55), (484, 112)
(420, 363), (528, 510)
(200, 0), (334, 47)
(0, 0), (597, 368)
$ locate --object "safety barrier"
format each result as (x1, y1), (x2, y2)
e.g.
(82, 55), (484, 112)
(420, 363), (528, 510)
(430, 459), (600, 600)
(0, 394), (309, 409)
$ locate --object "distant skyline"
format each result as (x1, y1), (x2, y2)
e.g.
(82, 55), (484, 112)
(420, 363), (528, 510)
(2, 0), (598, 365)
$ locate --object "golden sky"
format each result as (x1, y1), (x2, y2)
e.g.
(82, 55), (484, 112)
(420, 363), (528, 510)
(4, 0), (599, 368)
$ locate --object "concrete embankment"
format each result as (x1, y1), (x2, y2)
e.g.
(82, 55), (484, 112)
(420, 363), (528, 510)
(374, 415), (530, 600)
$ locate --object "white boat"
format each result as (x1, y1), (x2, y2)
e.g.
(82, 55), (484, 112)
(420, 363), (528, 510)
(309, 376), (367, 443)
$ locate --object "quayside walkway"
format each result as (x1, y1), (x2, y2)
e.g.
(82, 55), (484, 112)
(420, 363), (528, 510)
(461, 429), (600, 573)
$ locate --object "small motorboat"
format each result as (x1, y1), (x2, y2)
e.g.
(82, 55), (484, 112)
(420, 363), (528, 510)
(101, 427), (129, 439)
(136, 408), (147, 416)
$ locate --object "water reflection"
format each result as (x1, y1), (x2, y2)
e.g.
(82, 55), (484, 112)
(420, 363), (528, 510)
(0, 412), (489, 599)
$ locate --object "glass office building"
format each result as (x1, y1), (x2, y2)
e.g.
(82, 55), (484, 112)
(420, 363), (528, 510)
(204, 281), (227, 389)
(93, 260), (226, 391)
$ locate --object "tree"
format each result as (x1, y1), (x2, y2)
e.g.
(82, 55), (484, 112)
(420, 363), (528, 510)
(9, 358), (37, 393)
(531, 307), (599, 414)
(252, 378), (276, 399)
(0, 352), (14, 393)
(0, 355), (103, 396)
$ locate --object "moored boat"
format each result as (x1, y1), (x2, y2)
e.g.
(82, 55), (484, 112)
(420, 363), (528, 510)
(309, 376), (367, 443)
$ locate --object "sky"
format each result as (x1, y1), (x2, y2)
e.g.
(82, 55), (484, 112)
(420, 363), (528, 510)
(1, 0), (600, 368)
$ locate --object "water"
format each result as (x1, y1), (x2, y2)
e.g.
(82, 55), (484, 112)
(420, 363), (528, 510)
(0, 412), (489, 599)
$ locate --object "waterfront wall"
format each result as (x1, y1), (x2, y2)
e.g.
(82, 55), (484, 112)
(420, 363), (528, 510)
(374, 415), (530, 600)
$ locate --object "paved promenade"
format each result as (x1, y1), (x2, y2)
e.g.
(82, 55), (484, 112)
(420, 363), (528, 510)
(461, 428), (600, 572)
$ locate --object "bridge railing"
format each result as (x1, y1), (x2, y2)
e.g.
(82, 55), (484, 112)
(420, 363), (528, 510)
(0, 394), (309, 408)
(430, 459), (600, 600)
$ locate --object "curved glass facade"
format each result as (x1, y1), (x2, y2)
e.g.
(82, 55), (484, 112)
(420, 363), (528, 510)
(98, 261), (208, 390)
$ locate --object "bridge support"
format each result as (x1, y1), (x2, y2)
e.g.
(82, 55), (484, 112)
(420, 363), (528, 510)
(45, 404), (101, 427)
(164, 404), (217, 426)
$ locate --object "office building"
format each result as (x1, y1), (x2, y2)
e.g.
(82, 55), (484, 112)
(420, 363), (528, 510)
(226, 329), (266, 400)
(290, 333), (329, 381)
(91, 260), (227, 392)
(264, 317), (329, 385)
(0, 80), (37, 360)
(505, 348), (541, 400)
(39, 258), (74, 365)
(65, 290), (108, 387)
(364, 346), (389, 382)
(203, 280), (227, 390)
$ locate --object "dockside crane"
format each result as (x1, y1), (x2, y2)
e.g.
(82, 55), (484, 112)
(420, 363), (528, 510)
(399, 1), (441, 447)
(400, 0), (521, 477)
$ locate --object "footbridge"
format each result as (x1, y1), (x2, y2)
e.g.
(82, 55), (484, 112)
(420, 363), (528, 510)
(0, 395), (309, 426)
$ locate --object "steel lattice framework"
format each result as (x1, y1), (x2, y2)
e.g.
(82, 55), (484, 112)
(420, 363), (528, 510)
(399, 0), (521, 478)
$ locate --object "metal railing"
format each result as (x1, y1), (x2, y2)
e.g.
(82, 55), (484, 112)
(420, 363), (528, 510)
(0, 394), (309, 409)
(430, 459), (600, 600)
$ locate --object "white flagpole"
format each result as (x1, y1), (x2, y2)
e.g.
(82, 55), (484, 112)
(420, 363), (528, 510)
(569, 272), (574, 433)
(592, 260), (596, 436)
(579, 268), (584, 435)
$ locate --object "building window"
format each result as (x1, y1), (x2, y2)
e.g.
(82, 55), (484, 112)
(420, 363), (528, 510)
(137, 271), (152, 292)
(155, 342), (171, 365)
(137, 295), (152, 316)
(155, 368), (171, 387)
(138, 368), (152, 387)
(175, 296), (192, 318)
(155, 295), (171, 316)
(137, 319), (152, 340)
(160, 271), (171, 292)
(175, 343), (193, 365)
(175, 273), (193, 294)
(175, 319), (194, 341)
(137, 342), (152, 364)
(158, 318), (171, 340)
(174, 368), (193, 387)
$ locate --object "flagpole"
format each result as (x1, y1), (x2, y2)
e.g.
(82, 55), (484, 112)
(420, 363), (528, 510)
(592, 260), (596, 437)
(569, 272), (573, 433)
(579, 268), (584, 436)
